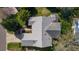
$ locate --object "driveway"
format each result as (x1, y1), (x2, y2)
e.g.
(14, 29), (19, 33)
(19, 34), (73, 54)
(0, 25), (6, 51)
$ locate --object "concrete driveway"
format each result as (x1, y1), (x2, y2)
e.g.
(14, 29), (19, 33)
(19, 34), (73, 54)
(0, 25), (6, 51)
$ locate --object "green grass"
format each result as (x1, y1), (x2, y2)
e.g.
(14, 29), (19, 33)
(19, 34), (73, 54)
(36, 7), (51, 16)
(7, 42), (55, 51)
(7, 42), (22, 51)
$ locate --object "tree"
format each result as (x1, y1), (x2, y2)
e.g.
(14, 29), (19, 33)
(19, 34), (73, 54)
(61, 20), (71, 34)
(47, 7), (60, 13)
(72, 8), (79, 17)
(59, 8), (73, 20)
(1, 8), (31, 33)
(1, 15), (21, 32)
(58, 8), (73, 34)
(16, 8), (30, 28)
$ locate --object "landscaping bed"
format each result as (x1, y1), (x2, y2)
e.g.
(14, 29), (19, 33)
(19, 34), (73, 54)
(7, 42), (22, 51)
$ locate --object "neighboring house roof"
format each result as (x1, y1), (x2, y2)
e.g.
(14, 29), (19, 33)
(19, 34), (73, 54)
(0, 7), (18, 19)
(2, 7), (18, 15)
(73, 18), (79, 33)
(73, 18), (79, 40)
(72, 18), (79, 44)
(22, 14), (61, 48)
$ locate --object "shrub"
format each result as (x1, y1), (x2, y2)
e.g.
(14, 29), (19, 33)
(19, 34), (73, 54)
(61, 20), (71, 34)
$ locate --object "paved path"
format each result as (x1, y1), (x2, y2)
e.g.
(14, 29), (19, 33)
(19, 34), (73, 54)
(0, 25), (6, 51)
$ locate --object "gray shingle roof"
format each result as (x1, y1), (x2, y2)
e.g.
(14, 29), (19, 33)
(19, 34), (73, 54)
(46, 23), (61, 30)
(22, 14), (61, 48)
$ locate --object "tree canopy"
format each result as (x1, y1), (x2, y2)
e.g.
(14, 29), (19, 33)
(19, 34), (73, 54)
(1, 7), (79, 34)
(16, 8), (30, 27)
(1, 8), (31, 33)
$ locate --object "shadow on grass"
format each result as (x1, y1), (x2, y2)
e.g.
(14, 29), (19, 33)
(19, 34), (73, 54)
(27, 7), (37, 16)
(22, 46), (55, 51)
(47, 7), (60, 13)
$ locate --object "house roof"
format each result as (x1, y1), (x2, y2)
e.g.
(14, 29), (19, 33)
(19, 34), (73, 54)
(28, 14), (58, 25)
(22, 33), (37, 40)
(46, 22), (61, 31)
(22, 14), (61, 47)
(28, 16), (42, 26)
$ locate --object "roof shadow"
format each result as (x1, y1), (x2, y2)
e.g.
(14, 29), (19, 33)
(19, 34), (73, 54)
(15, 32), (24, 40)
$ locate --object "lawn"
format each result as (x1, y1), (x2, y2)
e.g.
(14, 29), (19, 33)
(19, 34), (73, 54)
(36, 7), (51, 16)
(7, 42), (22, 51)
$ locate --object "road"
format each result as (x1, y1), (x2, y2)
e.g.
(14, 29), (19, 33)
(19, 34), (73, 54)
(0, 25), (6, 51)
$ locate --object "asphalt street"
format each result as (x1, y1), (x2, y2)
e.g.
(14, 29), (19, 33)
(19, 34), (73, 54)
(0, 25), (6, 51)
